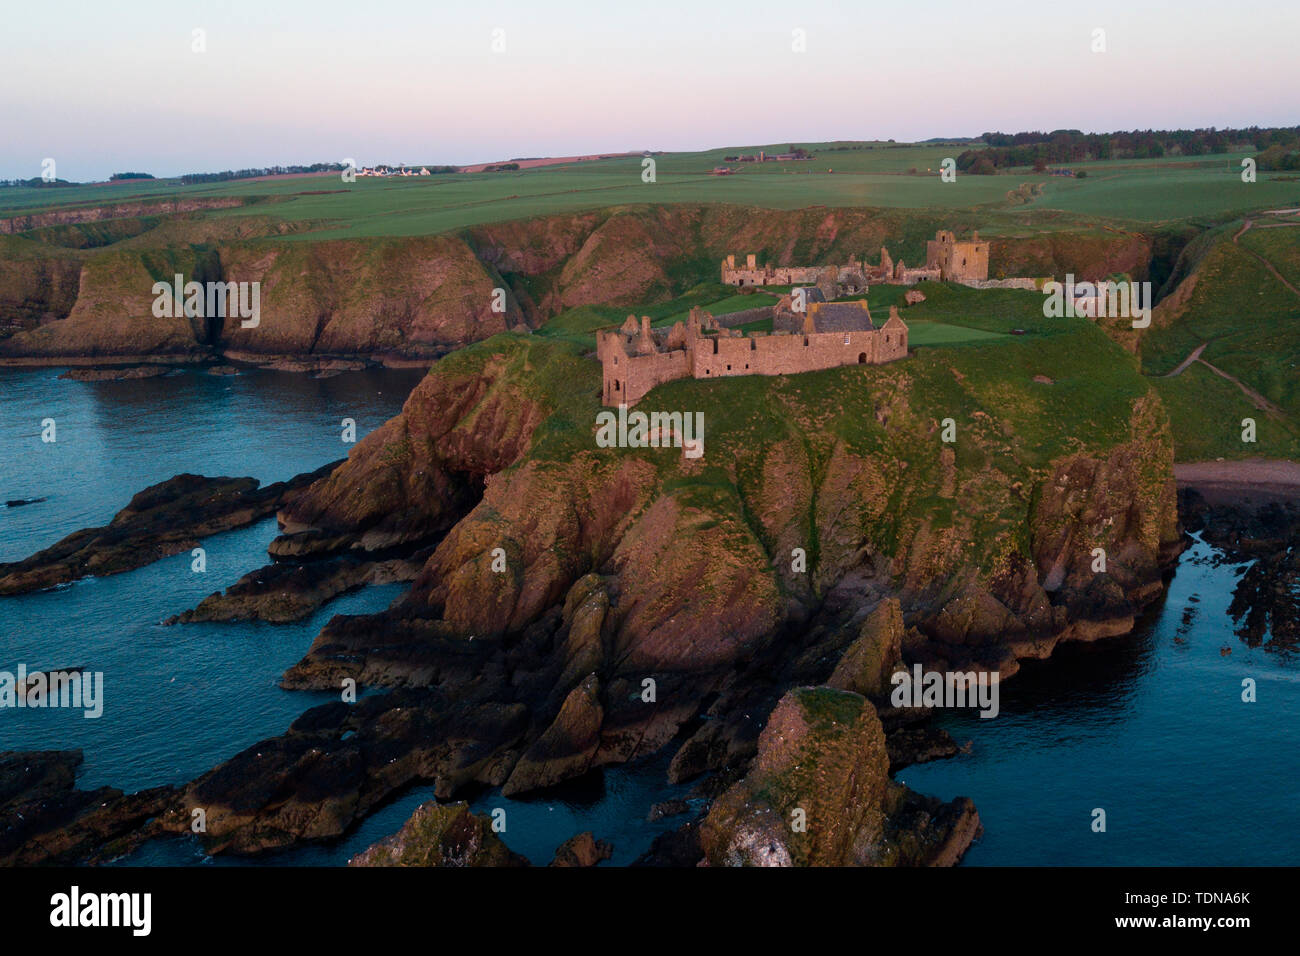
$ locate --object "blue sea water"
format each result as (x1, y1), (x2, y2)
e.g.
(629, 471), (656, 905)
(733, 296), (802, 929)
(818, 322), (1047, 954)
(1, 366), (1296, 866)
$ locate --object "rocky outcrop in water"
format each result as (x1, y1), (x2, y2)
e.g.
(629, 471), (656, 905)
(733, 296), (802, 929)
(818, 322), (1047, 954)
(2, 275), (1186, 865)
(1180, 484), (1300, 649)
(349, 801), (527, 867)
(139, 318), (1176, 862)
(550, 831), (613, 867)
(167, 553), (424, 624)
(0, 463), (340, 595)
(0, 750), (173, 866)
(698, 688), (980, 866)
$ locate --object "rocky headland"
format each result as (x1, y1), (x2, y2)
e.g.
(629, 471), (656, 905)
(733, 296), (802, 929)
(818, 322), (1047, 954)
(0, 205), (1197, 867)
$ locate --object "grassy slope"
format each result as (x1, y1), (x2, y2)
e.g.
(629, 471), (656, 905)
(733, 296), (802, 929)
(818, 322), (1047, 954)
(1140, 225), (1300, 460)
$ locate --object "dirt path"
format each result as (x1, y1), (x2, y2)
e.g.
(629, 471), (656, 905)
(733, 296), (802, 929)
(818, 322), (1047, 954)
(1165, 343), (1206, 376)
(1234, 218), (1300, 299)
(1197, 357), (1286, 415)
(1163, 340), (1284, 415)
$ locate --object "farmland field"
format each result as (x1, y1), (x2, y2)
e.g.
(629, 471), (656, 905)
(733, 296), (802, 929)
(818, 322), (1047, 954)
(6, 142), (1300, 239)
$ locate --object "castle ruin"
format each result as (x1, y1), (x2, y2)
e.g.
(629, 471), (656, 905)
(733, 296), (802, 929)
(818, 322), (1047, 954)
(925, 230), (989, 282)
(720, 229), (990, 289)
(598, 301), (908, 407)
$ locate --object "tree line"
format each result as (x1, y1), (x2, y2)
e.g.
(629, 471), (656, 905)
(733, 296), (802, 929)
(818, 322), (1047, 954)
(959, 126), (1300, 173)
(178, 163), (346, 185)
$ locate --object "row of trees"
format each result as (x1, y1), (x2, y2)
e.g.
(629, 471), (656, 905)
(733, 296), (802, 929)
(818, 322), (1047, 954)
(0, 177), (73, 188)
(961, 126), (1300, 173)
(179, 162), (345, 185)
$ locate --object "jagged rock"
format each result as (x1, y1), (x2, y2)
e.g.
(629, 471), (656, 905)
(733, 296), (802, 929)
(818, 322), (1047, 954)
(698, 687), (979, 867)
(557, 574), (609, 688)
(647, 799), (690, 822)
(550, 831), (613, 867)
(167, 554), (423, 624)
(886, 726), (961, 771)
(502, 674), (603, 796)
(0, 463), (340, 595)
(0, 750), (82, 807)
(350, 801), (526, 867)
(633, 820), (704, 867)
(58, 365), (170, 381)
(0, 750), (175, 865)
(827, 598), (904, 698)
(156, 690), (529, 854)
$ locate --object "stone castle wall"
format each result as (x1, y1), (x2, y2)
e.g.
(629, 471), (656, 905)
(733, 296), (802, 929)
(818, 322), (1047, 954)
(599, 306), (908, 406)
(721, 265), (824, 286)
(713, 306), (775, 328)
(601, 342), (690, 406)
(958, 277), (1040, 290)
(691, 326), (906, 380)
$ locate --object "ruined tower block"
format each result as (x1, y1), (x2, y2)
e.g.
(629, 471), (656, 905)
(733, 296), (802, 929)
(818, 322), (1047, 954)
(880, 246), (893, 278)
(726, 255), (736, 269)
(746, 254), (757, 270)
(925, 229), (990, 282)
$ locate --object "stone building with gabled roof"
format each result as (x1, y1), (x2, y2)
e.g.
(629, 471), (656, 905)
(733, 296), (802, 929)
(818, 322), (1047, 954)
(597, 303), (907, 406)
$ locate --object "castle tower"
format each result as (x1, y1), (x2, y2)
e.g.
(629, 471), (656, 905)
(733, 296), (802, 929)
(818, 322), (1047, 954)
(746, 254), (757, 270)
(637, 315), (656, 355)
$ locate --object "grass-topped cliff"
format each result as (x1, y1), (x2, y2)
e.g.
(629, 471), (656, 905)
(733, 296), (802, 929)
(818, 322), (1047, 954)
(0, 203), (1156, 364)
(145, 284), (1180, 857)
(278, 284), (1177, 688)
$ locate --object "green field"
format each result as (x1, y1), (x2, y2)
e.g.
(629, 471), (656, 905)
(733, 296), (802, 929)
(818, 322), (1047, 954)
(6, 141), (1299, 239)
(907, 320), (1008, 346)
